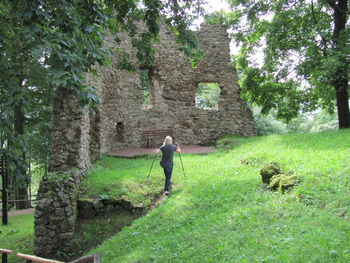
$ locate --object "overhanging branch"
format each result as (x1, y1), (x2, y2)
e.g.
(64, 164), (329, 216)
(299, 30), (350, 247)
(325, 0), (336, 10)
(310, 0), (329, 56)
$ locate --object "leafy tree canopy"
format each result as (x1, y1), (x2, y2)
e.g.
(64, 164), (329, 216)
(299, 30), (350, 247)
(0, 0), (205, 106)
(195, 83), (221, 109)
(215, 0), (350, 127)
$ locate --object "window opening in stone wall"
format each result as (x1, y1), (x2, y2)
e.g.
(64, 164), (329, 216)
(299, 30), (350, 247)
(116, 122), (124, 142)
(195, 83), (221, 110)
(139, 69), (154, 109)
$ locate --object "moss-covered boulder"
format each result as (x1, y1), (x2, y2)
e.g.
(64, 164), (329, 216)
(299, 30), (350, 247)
(268, 174), (299, 192)
(260, 162), (281, 184)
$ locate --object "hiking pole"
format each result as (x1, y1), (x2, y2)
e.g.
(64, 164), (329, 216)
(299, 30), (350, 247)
(176, 144), (187, 183)
(146, 152), (157, 182)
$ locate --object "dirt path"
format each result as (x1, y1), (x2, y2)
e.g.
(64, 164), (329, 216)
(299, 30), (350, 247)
(149, 193), (168, 210)
(0, 208), (35, 216)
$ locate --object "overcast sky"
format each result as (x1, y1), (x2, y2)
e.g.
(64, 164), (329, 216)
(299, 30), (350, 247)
(193, 0), (230, 28)
(204, 0), (230, 12)
(195, 0), (242, 55)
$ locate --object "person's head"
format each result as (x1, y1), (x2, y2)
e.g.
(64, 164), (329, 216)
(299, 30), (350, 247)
(163, 135), (173, 145)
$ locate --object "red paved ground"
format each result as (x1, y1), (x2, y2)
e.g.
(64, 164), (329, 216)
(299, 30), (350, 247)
(109, 145), (215, 157)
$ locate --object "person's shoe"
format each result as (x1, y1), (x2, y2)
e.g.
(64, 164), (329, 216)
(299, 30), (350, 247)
(164, 191), (169, 196)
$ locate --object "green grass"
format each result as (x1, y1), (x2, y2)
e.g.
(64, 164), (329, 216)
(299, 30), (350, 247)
(2, 130), (349, 262)
(72, 211), (140, 260)
(0, 214), (34, 263)
(86, 130), (350, 262)
(80, 155), (168, 207)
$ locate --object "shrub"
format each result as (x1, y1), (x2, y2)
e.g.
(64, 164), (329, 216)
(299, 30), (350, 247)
(252, 107), (289, 135)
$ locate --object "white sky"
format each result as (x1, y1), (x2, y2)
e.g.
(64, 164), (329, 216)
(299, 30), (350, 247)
(195, 0), (230, 26)
(204, 0), (230, 12)
(196, 0), (244, 55)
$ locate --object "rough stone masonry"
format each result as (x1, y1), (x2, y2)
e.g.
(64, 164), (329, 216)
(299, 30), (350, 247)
(96, 22), (256, 154)
(34, 22), (256, 258)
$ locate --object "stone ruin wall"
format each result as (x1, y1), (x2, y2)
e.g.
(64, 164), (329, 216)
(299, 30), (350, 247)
(34, 22), (256, 259)
(98, 23), (256, 153)
(48, 22), (256, 171)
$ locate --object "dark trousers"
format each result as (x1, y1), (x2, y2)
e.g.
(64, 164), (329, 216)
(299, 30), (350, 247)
(160, 161), (173, 191)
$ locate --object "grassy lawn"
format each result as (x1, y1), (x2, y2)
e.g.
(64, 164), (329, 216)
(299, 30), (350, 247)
(2, 130), (350, 262)
(0, 213), (34, 263)
(85, 129), (350, 262)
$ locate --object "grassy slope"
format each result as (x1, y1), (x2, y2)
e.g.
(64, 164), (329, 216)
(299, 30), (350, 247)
(87, 130), (350, 262)
(80, 155), (165, 207)
(0, 214), (34, 263)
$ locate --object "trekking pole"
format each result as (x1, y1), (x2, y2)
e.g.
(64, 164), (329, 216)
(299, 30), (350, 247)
(176, 144), (187, 183)
(146, 152), (157, 182)
(179, 152), (186, 183)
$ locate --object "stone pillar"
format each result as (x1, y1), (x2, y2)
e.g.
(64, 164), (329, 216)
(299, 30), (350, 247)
(35, 87), (93, 258)
(34, 170), (81, 259)
(50, 87), (91, 171)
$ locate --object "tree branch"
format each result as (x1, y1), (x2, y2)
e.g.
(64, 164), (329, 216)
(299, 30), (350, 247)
(310, 0), (329, 56)
(325, 0), (347, 16)
(325, 0), (336, 10)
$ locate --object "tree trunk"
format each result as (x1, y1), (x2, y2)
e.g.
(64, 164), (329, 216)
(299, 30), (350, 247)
(335, 82), (350, 129)
(14, 104), (30, 209)
(1, 154), (9, 225)
(332, 0), (350, 129)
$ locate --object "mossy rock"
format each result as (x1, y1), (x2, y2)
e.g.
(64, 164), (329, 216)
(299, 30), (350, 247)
(260, 162), (281, 184)
(268, 174), (299, 192)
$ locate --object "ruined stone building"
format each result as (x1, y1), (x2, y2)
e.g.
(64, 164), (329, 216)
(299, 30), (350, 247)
(35, 22), (256, 258)
(51, 22), (256, 171)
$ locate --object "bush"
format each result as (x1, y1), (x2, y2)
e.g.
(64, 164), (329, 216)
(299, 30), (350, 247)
(252, 107), (289, 135)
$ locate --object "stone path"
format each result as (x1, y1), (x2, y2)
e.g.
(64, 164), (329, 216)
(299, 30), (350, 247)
(109, 145), (215, 157)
